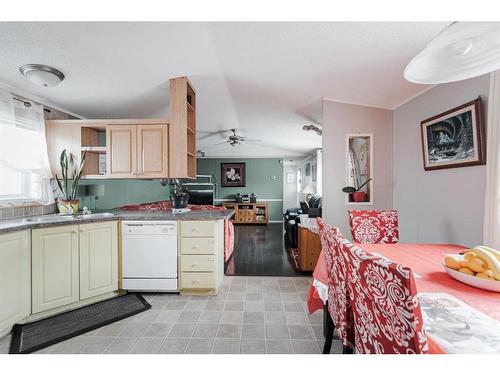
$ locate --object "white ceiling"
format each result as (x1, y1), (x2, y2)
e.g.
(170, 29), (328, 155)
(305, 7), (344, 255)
(0, 22), (449, 157)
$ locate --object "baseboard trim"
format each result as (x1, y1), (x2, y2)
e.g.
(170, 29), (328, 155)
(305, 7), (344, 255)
(269, 220), (284, 223)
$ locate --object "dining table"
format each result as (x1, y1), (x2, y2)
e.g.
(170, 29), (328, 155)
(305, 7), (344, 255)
(307, 243), (500, 354)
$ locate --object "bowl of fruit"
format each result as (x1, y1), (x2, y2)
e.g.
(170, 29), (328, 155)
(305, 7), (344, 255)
(443, 246), (500, 292)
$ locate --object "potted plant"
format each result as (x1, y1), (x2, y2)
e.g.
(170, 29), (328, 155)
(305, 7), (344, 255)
(169, 179), (189, 209)
(342, 178), (372, 203)
(55, 149), (86, 214)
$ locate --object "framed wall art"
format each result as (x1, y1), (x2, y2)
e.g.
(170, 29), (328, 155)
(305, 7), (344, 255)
(221, 162), (246, 187)
(421, 98), (485, 171)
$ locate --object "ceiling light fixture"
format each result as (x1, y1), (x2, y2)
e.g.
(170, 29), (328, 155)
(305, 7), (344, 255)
(19, 64), (65, 87)
(404, 22), (500, 84)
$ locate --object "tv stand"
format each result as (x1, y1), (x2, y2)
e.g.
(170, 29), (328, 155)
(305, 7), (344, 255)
(222, 203), (268, 224)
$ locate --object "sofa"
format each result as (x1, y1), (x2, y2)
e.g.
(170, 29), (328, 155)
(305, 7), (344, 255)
(284, 194), (322, 248)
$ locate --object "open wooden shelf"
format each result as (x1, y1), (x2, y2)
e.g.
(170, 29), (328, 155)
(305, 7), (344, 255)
(170, 76), (197, 179)
(81, 146), (106, 153)
(80, 126), (107, 176)
(187, 153), (196, 178)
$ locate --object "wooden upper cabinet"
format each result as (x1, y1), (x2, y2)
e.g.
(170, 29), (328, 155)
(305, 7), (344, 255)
(137, 124), (169, 178)
(106, 125), (137, 178)
(44, 77), (194, 179)
(170, 76), (196, 179)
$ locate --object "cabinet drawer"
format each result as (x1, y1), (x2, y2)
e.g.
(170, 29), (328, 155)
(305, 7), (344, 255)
(180, 238), (215, 254)
(181, 255), (215, 272)
(181, 272), (215, 289)
(181, 221), (215, 238)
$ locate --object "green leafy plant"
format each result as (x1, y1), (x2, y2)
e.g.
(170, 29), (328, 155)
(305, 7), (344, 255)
(55, 149), (86, 201)
(342, 178), (372, 194)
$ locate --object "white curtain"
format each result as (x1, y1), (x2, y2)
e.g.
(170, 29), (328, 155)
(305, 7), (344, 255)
(0, 89), (54, 205)
(483, 70), (500, 248)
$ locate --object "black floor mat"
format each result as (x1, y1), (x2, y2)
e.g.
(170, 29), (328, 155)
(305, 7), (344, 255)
(9, 293), (150, 354)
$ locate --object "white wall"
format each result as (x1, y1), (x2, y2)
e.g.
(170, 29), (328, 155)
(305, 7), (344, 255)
(322, 101), (393, 237)
(393, 75), (489, 246)
(283, 164), (298, 211)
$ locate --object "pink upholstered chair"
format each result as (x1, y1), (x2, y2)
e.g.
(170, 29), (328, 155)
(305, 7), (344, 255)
(342, 241), (429, 354)
(347, 209), (400, 244)
(316, 218), (354, 353)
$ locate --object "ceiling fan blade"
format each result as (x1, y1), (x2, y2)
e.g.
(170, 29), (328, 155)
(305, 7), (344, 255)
(197, 130), (230, 141)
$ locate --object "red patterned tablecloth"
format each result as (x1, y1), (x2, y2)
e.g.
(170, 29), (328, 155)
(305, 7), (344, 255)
(307, 243), (500, 354)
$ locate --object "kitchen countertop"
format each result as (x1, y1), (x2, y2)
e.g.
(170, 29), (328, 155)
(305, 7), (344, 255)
(0, 209), (235, 234)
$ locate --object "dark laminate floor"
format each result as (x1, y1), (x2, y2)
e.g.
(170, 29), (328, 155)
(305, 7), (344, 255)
(225, 223), (305, 276)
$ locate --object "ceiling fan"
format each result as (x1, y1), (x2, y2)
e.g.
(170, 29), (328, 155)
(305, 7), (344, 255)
(211, 128), (260, 147)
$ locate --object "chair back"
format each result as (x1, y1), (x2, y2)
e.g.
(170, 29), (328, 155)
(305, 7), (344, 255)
(316, 218), (353, 347)
(348, 209), (399, 244)
(342, 241), (429, 354)
(300, 201), (309, 214)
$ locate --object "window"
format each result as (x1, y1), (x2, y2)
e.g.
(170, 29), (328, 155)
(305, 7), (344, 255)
(0, 90), (54, 204)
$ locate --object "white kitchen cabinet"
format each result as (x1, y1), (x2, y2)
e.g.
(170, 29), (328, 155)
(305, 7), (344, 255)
(79, 221), (118, 300)
(31, 225), (80, 314)
(0, 231), (30, 336)
(180, 220), (224, 295)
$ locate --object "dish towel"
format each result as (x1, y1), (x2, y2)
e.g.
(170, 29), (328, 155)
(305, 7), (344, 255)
(224, 219), (234, 262)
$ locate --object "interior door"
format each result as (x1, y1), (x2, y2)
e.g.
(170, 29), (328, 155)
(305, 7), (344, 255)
(137, 124), (169, 178)
(106, 125), (137, 177)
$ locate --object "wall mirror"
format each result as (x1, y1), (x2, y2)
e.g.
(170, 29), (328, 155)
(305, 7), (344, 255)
(345, 134), (373, 204)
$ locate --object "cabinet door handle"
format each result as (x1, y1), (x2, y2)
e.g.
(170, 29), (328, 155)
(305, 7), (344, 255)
(71, 230), (78, 234)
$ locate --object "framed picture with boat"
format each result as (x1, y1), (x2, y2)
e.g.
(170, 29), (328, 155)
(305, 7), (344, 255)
(421, 97), (485, 171)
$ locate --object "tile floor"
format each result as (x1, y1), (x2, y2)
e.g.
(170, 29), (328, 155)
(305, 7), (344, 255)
(0, 276), (342, 354)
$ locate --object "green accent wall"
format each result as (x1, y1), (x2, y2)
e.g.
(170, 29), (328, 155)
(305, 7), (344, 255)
(197, 158), (283, 222)
(76, 179), (170, 210)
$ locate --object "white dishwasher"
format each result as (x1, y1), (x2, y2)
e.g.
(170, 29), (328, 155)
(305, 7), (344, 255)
(122, 221), (178, 292)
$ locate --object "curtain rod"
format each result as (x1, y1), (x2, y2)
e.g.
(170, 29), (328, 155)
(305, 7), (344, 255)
(12, 96), (51, 113)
